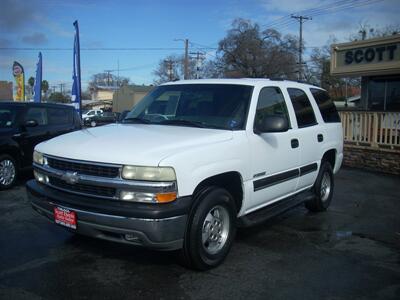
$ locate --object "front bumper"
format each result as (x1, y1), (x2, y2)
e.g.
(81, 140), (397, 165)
(27, 180), (191, 250)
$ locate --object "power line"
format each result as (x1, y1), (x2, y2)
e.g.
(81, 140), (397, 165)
(0, 47), (217, 51)
(263, 0), (384, 30)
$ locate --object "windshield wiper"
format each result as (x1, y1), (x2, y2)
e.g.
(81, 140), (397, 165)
(159, 119), (207, 128)
(122, 117), (151, 124)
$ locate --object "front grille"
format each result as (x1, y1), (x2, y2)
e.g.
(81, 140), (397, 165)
(49, 177), (116, 198)
(47, 157), (120, 178)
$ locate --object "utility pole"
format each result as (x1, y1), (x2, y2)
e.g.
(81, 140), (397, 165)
(164, 59), (174, 81)
(190, 51), (205, 79)
(291, 15), (312, 81)
(174, 38), (190, 79)
(184, 39), (189, 80)
(104, 70), (112, 86)
(59, 83), (65, 95)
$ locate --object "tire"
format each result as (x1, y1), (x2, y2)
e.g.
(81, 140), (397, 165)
(305, 161), (334, 212)
(0, 154), (18, 190)
(181, 187), (237, 270)
(90, 120), (96, 127)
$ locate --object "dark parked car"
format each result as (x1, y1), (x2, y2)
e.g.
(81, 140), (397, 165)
(83, 111), (117, 127)
(0, 102), (81, 189)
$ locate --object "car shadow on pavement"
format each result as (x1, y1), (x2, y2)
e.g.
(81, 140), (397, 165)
(63, 233), (182, 267)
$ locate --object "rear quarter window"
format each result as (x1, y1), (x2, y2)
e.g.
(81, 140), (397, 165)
(310, 88), (341, 123)
(287, 88), (317, 128)
(48, 107), (73, 125)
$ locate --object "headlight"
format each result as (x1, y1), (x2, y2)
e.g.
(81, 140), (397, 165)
(33, 151), (44, 165)
(121, 166), (176, 181)
(34, 170), (48, 184)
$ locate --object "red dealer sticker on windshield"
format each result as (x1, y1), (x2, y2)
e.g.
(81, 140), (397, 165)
(54, 207), (77, 229)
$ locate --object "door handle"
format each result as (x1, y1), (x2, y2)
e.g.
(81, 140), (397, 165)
(291, 139), (299, 148)
(317, 134), (324, 142)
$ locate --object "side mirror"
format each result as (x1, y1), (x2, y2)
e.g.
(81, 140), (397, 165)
(254, 115), (289, 134)
(25, 119), (39, 127)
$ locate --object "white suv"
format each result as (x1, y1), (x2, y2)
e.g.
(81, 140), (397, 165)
(28, 79), (343, 270)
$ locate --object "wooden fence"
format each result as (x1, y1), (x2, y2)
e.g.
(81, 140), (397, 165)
(339, 111), (400, 149)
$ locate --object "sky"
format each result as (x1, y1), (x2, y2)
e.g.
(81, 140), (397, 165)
(0, 0), (399, 94)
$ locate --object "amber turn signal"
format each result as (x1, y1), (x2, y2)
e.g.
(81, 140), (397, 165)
(156, 192), (177, 203)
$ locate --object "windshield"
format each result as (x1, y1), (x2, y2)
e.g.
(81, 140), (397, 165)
(0, 107), (17, 128)
(124, 84), (253, 130)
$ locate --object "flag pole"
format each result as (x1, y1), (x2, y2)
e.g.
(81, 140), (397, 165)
(73, 20), (82, 118)
(34, 52), (42, 103)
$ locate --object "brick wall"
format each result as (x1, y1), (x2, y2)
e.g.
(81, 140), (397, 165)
(343, 144), (400, 175)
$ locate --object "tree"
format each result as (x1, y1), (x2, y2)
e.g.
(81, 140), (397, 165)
(41, 80), (49, 100)
(153, 54), (222, 84)
(88, 73), (130, 90)
(216, 18), (298, 78)
(48, 92), (70, 103)
(153, 55), (182, 84)
(28, 77), (35, 95)
(349, 22), (400, 41)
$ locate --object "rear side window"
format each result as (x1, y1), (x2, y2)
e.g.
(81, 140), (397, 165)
(26, 107), (48, 125)
(287, 88), (317, 128)
(48, 107), (72, 125)
(310, 88), (341, 123)
(255, 87), (290, 128)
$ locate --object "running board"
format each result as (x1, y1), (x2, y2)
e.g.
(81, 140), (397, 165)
(237, 190), (315, 228)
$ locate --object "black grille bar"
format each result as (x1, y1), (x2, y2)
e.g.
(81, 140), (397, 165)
(47, 157), (120, 178)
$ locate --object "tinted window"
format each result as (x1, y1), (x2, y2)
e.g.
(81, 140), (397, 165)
(48, 107), (72, 125)
(0, 107), (17, 128)
(126, 84), (253, 130)
(287, 88), (317, 127)
(255, 87), (290, 128)
(310, 88), (341, 123)
(26, 107), (47, 125)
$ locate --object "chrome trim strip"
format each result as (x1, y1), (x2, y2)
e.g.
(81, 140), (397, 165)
(34, 163), (177, 193)
(47, 202), (185, 222)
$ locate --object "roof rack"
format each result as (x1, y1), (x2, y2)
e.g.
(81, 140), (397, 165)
(268, 78), (319, 87)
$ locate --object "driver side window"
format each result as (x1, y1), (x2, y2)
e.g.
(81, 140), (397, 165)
(254, 87), (290, 129)
(26, 107), (48, 126)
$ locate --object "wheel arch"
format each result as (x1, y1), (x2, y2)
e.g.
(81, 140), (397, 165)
(321, 149), (336, 169)
(0, 146), (21, 169)
(192, 171), (244, 214)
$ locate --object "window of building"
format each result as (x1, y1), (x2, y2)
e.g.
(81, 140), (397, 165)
(287, 88), (317, 128)
(310, 88), (341, 123)
(368, 76), (400, 111)
(254, 87), (290, 129)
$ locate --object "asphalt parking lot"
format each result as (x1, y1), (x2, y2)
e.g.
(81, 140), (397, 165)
(0, 168), (399, 300)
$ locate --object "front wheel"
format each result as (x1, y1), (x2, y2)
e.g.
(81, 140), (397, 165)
(0, 154), (17, 190)
(305, 161), (334, 212)
(90, 120), (97, 127)
(182, 187), (237, 270)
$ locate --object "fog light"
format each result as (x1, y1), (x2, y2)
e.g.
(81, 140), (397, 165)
(120, 191), (157, 203)
(125, 233), (141, 242)
(34, 170), (49, 184)
(119, 191), (177, 203)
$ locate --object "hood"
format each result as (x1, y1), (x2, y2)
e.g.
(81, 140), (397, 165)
(36, 123), (233, 166)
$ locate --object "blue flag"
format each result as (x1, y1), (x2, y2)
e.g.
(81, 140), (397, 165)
(71, 20), (81, 116)
(33, 52), (42, 103)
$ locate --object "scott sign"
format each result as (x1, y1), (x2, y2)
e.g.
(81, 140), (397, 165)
(345, 44), (397, 64)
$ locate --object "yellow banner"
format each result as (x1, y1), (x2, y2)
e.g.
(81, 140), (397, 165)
(13, 61), (25, 101)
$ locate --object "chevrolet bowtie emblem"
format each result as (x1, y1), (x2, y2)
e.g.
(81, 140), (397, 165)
(61, 171), (79, 185)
